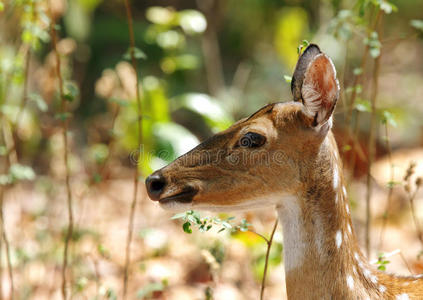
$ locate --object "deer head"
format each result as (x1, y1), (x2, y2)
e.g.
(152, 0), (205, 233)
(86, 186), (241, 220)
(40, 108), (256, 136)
(145, 44), (339, 212)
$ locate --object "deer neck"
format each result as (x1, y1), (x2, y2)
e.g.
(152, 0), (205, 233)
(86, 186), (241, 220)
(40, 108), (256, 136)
(276, 134), (383, 299)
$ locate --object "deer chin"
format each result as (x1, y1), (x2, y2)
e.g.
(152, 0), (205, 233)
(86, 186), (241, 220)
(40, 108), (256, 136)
(189, 192), (292, 212)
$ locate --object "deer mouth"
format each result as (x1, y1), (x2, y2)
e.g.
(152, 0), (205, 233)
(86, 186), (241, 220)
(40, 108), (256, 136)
(159, 186), (198, 204)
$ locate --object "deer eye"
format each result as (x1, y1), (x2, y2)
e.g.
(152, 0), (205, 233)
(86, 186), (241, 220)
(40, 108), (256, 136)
(238, 132), (266, 148)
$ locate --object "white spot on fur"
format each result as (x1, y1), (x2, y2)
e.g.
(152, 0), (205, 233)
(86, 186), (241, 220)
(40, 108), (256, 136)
(347, 224), (352, 234)
(396, 294), (410, 300)
(343, 186), (347, 197)
(333, 168), (339, 189)
(335, 193), (339, 204)
(346, 204), (350, 214)
(335, 230), (342, 248)
(277, 197), (306, 272)
(347, 275), (354, 290)
(354, 253), (359, 261)
(363, 268), (371, 278)
(370, 275), (378, 284)
(379, 285), (386, 293)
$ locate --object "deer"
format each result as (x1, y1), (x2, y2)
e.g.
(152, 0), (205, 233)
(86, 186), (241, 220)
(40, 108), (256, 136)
(145, 44), (423, 299)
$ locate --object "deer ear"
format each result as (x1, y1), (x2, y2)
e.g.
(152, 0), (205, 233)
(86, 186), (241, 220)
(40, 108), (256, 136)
(300, 52), (339, 127)
(291, 44), (322, 102)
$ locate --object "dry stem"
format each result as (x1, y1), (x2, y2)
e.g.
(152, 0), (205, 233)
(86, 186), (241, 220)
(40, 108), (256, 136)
(122, 0), (143, 298)
(407, 185), (423, 247)
(249, 219), (278, 300)
(378, 122), (394, 250)
(364, 10), (383, 257)
(47, 2), (74, 299)
(0, 121), (15, 300)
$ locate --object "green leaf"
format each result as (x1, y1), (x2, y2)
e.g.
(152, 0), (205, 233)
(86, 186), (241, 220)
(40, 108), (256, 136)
(188, 214), (200, 224)
(182, 221), (192, 234)
(221, 221), (232, 229)
(377, 0), (397, 14)
(411, 20), (423, 32)
(28, 93), (48, 112)
(178, 10), (207, 35)
(123, 47), (147, 61)
(297, 40), (310, 54)
(378, 265), (386, 271)
(283, 75), (292, 83)
(146, 6), (176, 26)
(0, 175), (11, 185)
(171, 212), (186, 220)
(93, 173), (102, 183)
(364, 31), (381, 58)
(0, 1), (4, 11)
(386, 181), (399, 188)
(369, 47), (380, 58)
(342, 144), (352, 152)
(63, 81), (79, 102)
(355, 99), (371, 112)
(54, 112), (72, 121)
(346, 84), (362, 94)
(353, 68), (363, 75)
(9, 164), (35, 181)
(381, 110), (397, 127)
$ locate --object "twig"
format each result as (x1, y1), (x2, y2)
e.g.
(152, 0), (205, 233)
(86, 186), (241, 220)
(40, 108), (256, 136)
(196, 0), (225, 97)
(254, 219), (278, 300)
(347, 9), (383, 177)
(0, 123), (14, 300)
(47, 2), (74, 299)
(399, 251), (414, 275)
(0, 188), (14, 300)
(0, 230), (2, 300)
(365, 10), (383, 257)
(122, 1), (143, 299)
(408, 185), (423, 247)
(378, 122), (394, 250)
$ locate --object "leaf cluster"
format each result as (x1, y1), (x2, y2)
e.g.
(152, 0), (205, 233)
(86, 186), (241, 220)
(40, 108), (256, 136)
(171, 210), (251, 234)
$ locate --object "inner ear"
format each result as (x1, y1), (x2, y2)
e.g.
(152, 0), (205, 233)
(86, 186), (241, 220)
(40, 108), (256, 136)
(301, 53), (339, 126)
(291, 44), (322, 103)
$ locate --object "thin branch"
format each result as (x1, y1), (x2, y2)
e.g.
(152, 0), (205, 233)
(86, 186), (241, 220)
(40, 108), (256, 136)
(122, 1), (143, 299)
(399, 251), (414, 275)
(347, 9), (383, 177)
(196, 0), (225, 97)
(0, 195), (13, 300)
(47, 2), (74, 299)
(260, 219), (278, 300)
(408, 185), (423, 247)
(378, 122), (394, 250)
(365, 10), (383, 257)
(0, 122), (14, 300)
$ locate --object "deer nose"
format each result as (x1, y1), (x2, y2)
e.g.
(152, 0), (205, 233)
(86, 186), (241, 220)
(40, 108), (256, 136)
(145, 172), (166, 201)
